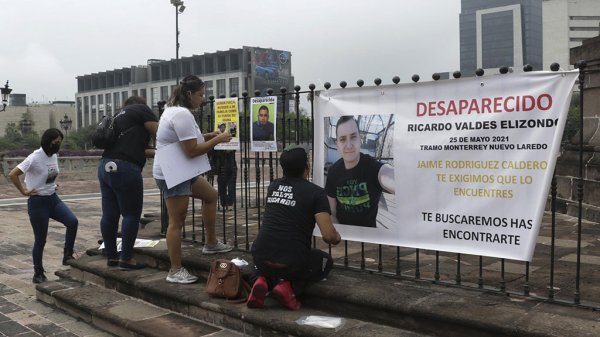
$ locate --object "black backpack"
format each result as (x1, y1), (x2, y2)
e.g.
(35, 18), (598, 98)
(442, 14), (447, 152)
(91, 112), (134, 149)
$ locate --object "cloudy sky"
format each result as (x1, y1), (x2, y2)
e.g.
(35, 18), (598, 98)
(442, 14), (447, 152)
(1, 0), (461, 103)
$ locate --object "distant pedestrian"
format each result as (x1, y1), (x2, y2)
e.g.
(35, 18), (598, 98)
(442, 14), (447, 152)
(97, 96), (158, 270)
(153, 75), (233, 284)
(8, 128), (79, 283)
(214, 150), (237, 210)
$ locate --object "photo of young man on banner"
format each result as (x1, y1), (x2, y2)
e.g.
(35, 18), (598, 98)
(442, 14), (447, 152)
(323, 115), (395, 229)
(250, 96), (277, 152)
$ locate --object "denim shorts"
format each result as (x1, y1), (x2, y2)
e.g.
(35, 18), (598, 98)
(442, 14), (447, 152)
(155, 177), (198, 199)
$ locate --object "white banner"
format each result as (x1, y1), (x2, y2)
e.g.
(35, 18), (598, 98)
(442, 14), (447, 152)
(314, 71), (578, 261)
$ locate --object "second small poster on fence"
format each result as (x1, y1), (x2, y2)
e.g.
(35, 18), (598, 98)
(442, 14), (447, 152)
(250, 96), (278, 152)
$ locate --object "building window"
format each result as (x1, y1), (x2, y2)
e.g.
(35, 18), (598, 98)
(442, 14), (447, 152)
(91, 96), (97, 123)
(83, 96), (90, 126)
(160, 86), (169, 100)
(114, 92), (121, 111)
(218, 55), (227, 72)
(216, 79), (226, 98)
(105, 94), (112, 115)
(122, 91), (128, 105)
(140, 88), (147, 101)
(229, 78), (239, 97)
(231, 54), (240, 70)
(205, 80), (214, 98)
(98, 95), (104, 117)
(151, 87), (159, 107)
(206, 57), (215, 73)
(569, 16), (600, 20)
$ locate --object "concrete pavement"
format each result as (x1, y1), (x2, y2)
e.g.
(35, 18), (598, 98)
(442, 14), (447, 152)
(0, 178), (160, 337)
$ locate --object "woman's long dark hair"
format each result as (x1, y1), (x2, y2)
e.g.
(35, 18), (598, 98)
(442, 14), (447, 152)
(168, 75), (205, 110)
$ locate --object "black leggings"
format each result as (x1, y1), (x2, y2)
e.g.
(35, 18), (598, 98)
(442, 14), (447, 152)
(251, 249), (333, 296)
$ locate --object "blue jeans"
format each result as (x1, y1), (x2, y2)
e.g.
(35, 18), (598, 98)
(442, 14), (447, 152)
(98, 159), (143, 261)
(28, 193), (78, 272)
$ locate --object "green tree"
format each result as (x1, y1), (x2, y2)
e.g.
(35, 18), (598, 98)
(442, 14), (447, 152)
(64, 125), (95, 150)
(563, 92), (580, 144)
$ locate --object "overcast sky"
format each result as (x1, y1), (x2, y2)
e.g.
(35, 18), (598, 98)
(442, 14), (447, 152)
(1, 0), (461, 103)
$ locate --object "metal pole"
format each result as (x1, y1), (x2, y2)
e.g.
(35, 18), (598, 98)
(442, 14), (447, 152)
(175, 5), (179, 85)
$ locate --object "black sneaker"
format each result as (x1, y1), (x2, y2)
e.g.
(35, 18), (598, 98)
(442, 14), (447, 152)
(32, 271), (47, 284)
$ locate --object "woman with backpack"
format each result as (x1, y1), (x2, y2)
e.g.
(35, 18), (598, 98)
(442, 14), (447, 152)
(97, 96), (158, 270)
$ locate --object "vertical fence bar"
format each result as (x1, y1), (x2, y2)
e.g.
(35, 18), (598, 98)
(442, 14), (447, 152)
(524, 262), (530, 296)
(435, 251), (440, 282)
(344, 241), (349, 267)
(242, 92), (250, 250)
(574, 60), (586, 304)
(500, 258), (506, 292)
(244, 90), (254, 251)
(396, 247), (401, 276)
(361, 243), (366, 270)
(415, 248), (420, 279)
(549, 175), (557, 300)
(456, 253), (461, 285)
(478, 256), (483, 289)
(378, 245), (383, 272)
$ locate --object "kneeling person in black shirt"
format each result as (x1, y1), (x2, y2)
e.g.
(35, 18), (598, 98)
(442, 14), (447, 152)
(248, 145), (341, 310)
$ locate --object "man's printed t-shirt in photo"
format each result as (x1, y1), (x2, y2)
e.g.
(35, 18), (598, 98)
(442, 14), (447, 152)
(325, 153), (383, 228)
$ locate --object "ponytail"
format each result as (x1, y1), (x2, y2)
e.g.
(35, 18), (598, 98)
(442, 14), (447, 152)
(167, 75), (205, 110)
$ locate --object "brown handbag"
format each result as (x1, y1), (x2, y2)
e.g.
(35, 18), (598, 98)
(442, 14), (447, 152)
(205, 259), (249, 301)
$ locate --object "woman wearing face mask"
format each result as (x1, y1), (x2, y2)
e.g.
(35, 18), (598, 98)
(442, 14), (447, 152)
(8, 128), (79, 284)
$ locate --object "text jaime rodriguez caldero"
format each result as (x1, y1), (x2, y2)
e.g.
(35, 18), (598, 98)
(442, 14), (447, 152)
(407, 93), (556, 247)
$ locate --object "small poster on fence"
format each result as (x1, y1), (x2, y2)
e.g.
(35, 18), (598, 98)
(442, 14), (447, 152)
(250, 96), (278, 152)
(214, 98), (240, 150)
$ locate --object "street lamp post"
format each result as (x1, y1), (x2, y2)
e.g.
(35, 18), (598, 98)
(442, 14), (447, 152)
(1, 81), (12, 112)
(59, 114), (73, 136)
(171, 0), (185, 85)
(19, 119), (32, 134)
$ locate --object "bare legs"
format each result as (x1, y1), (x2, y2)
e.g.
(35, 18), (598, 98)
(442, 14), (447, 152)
(191, 177), (219, 246)
(165, 176), (219, 271)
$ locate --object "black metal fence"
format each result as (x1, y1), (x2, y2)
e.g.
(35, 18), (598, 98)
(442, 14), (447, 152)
(169, 62), (599, 310)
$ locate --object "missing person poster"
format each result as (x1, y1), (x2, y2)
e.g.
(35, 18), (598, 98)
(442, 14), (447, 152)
(250, 96), (277, 152)
(214, 98), (240, 150)
(314, 70), (578, 261)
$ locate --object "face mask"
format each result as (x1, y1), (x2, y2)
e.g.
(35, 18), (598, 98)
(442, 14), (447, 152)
(49, 143), (60, 155)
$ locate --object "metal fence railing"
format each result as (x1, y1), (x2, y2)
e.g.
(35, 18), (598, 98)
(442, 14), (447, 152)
(171, 63), (599, 310)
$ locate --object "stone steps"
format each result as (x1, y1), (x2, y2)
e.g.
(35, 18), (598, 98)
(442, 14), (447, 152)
(36, 244), (600, 337)
(37, 251), (424, 337)
(36, 278), (243, 337)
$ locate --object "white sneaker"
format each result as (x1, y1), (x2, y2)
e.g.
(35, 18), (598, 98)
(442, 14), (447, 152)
(166, 267), (198, 284)
(202, 240), (233, 254)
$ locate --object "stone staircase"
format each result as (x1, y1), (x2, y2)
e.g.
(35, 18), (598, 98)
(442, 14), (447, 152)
(35, 243), (600, 337)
